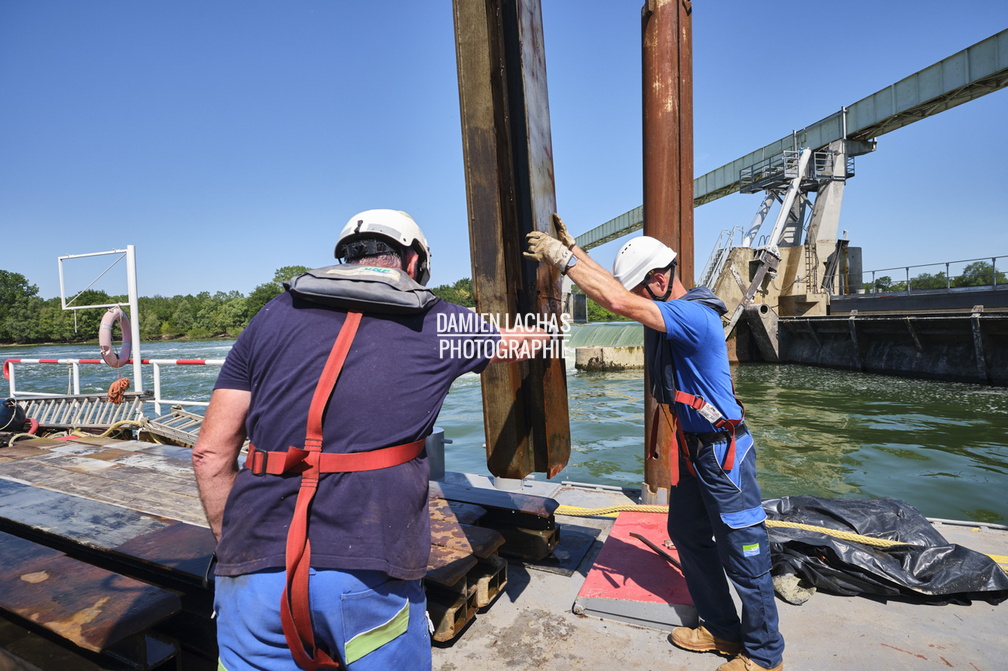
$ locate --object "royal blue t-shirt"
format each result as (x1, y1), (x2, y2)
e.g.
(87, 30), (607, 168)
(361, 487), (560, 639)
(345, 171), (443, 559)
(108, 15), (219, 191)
(212, 291), (499, 579)
(646, 295), (743, 433)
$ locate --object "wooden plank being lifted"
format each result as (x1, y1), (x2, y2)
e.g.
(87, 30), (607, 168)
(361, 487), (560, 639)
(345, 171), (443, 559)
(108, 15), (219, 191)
(453, 0), (571, 480)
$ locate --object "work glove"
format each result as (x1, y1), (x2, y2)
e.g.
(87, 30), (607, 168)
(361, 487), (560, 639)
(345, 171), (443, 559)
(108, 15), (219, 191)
(524, 231), (573, 270)
(552, 213), (575, 248)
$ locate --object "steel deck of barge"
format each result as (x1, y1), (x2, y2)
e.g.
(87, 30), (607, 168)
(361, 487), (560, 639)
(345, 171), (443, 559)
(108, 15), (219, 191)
(0, 434), (1004, 670)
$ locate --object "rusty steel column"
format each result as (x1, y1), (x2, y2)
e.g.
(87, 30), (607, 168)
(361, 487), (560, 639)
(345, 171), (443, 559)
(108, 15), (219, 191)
(453, 0), (571, 480)
(641, 0), (693, 504)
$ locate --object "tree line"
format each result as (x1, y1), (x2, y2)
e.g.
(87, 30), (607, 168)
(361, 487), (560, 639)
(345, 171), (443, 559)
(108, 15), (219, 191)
(0, 267), (643, 345)
(869, 261), (1006, 293)
(0, 268), (481, 345)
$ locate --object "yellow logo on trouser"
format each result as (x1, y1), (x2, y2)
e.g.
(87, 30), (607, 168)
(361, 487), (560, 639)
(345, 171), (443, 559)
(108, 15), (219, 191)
(344, 600), (410, 664)
(216, 601), (409, 670)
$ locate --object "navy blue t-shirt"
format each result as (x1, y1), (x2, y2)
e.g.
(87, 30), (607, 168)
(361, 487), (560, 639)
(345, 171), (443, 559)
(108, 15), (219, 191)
(212, 290), (499, 579)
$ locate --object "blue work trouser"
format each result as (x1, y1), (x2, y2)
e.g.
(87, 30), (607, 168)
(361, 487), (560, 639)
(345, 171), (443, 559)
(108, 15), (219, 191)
(668, 429), (785, 669)
(214, 567), (431, 671)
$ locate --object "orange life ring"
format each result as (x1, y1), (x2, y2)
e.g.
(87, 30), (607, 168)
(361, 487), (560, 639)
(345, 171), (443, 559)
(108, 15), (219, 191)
(99, 307), (132, 368)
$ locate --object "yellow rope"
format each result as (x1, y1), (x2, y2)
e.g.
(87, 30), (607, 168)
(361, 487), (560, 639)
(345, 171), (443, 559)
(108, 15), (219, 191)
(765, 519), (906, 548)
(555, 503), (667, 517)
(6, 432), (37, 447)
(6, 420), (146, 447)
(97, 419), (146, 437)
(555, 503), (907, 548)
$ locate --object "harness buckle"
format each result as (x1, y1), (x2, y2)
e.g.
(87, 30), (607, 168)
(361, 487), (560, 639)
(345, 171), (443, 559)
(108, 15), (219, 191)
(248, 448), (268, 476)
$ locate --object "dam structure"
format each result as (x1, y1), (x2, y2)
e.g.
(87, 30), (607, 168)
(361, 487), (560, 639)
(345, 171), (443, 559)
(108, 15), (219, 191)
(570, 29), (1008, 386)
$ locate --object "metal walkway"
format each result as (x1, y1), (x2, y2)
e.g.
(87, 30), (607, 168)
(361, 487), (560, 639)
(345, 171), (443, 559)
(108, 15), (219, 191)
(14, 394), (207, 447)
(19, 393), (149, 430)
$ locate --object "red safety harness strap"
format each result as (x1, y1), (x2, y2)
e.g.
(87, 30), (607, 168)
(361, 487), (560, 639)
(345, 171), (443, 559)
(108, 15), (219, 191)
(671, 390), (745, 482)
(241, 311), (425, 671)
(245, 440), (426, 476)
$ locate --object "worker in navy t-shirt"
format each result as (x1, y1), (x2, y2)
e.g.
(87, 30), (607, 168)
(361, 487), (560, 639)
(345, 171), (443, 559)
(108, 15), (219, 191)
(525, 216), (785, 671)
(193, 209), (548, 671)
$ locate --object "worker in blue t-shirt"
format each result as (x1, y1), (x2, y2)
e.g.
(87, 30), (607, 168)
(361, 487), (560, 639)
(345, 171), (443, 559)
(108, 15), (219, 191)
(525, 216), (785, 671)
(193, 209), (548, 671)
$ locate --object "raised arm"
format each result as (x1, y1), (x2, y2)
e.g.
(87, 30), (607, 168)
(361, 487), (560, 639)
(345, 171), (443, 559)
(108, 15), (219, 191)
(525, 214), (666, 332)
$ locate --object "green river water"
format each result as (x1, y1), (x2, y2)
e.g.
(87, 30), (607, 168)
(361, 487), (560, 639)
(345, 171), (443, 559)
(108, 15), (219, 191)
(4, 335), (1007, 524)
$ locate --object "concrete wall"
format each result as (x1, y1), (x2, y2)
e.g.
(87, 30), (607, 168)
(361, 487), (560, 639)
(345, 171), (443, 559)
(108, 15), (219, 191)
(574, 346), (644, 371)
(775, 313), (1008, 386)
(831, 287), (1008, 315)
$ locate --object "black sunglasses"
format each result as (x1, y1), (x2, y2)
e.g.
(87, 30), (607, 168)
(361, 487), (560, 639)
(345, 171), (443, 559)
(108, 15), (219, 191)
(643, 260), (677, 283)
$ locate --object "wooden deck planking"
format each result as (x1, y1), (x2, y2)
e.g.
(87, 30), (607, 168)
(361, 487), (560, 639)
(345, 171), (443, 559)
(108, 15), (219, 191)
(430, 516), (505, 560)
(0, 458), (206, 527)
(0, 530), (181, 654)
(0, 477), (172, 550)
(0, 438), (206, 525)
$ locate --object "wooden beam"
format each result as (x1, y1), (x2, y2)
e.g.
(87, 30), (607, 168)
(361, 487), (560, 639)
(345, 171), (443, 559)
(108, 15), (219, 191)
(452, 0), (570, 479)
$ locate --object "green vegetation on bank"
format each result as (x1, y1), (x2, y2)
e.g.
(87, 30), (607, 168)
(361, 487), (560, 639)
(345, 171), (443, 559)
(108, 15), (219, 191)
(869, 261), (1006, 293)
(0, 267), (481, 344)
(1, 267), (640, 345)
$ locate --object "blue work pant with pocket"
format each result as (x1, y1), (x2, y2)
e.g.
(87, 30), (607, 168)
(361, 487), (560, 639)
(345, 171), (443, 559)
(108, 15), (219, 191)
(214, 567), (431, 671)
(668, 429), (785, 669)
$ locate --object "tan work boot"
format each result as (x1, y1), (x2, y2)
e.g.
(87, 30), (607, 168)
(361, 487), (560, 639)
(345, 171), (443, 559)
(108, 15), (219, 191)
(717, 653), (784, 671)
(668, 625), (742, 656)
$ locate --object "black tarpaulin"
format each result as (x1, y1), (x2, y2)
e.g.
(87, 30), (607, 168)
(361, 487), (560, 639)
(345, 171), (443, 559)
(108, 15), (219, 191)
(763, 495), (1008, 604)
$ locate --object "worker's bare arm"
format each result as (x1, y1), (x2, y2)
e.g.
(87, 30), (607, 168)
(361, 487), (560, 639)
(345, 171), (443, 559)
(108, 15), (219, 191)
(192, 388), (250, 541)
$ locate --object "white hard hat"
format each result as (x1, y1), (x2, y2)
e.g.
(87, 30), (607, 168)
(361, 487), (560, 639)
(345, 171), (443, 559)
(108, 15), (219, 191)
(612, 236), (677, 290)
(335, 209), (432, 285)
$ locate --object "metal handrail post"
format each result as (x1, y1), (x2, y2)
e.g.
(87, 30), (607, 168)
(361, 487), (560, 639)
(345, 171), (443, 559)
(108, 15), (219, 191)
(126, 245), (143, 393)
(152, 362), (162, 416)
(946, 262), (951, 289)
(993, 257), (999, 288)
(905, 267), (911, 294)
(7, 363), (16, 397)
(71, 363), (81, 395)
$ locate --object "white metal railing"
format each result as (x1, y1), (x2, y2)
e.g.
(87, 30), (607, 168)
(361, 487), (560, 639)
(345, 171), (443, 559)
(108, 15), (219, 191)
(698, 225), (742, 288)
(861, 255), (1006, 295)
(3, 358), (223, 417)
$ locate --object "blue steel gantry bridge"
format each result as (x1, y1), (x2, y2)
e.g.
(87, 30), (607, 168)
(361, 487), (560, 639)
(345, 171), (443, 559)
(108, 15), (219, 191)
(574, 28), (1008, 385)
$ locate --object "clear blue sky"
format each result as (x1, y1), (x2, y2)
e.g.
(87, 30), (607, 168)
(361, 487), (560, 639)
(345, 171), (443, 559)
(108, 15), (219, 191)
(2, 1), (1006, 300)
